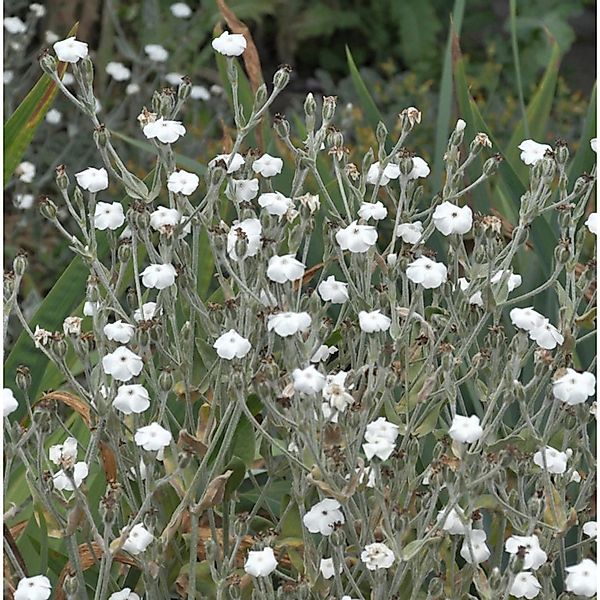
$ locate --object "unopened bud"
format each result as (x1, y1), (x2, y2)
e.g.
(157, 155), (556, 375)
(253, 82), (267, 108)
(52, 336), (68, 358)
(39, 51), (57, 75)
(93, 124), (110, 147)
(13, 252), (28, 277)
(55, 164), (69, 190)
(15, 366), (31, 391)
(273, 113), (290, 139)
(39, 197), (57, 220)
(322, 95), (337, 123)
(273, 64), (291, 90)
(118, 242), (131, 263)
(555, 140), (569, 165)
(81, 56), (94, 87)
(483, 154), (502, 177)
(304, 92), (316, 117)
(376, 121), (388, 145)
(178, 75), (192, 102)
(158, 370), (173, 392)
(541, 156), (556, 179)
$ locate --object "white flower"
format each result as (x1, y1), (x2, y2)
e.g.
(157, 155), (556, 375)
(365, 417), (399, 443)
(45, 109), (62, 124)
(226, 178), (259, 203)
(448, 414), (483, 444)
(460, 529), (490, 564)
(104, 320), (135, 344)
(583, 521), (597, 538)
(122, 523), (154, 555)
(244, 547), (277, 577)
(49, 437), (78, 466)
(437, 507), (470, 534)
(53, 461), (89, 491)
(4, 16), (27, 34)
(167, 170), (199, 196)
(585, 212), (598, 235)
(33, 325), (52, 348)
(358, 201), (387, 221)
(108, 588), (141, 600)
(432, 201), (473, 236)
(14, 575), (52, 600)
(258, 192), (293, 217)
(319, 558), (336, 579)
(143, 118), (186, 144)
(322, 372), (353, 412)
(212, 31), (247, 56)
(509, 307), (545, 332)
(4, 70), (13, 84)
(83, 301), (99, 317)
(209, 152), (245, 173)
(533, 446), (570, 474)
(76, 167), (109, 193)
(366, 162), (400, 186)
(302, 498), (344, 536)
(191, 85), (210, 100)
(553, 368), (596, 405)
(102, 346), (144, 382)
(144, 43), (168, 62)
(135, 422), (172, 451)
(3, 388), (19, 417)
(363, 437), (396, 461)
(528, 319), (564, 350)
(165, 72), (184, 86)
(360, 542), (395, 570)
(150, 206), (183, 232)
(397, 221), (424, 244)
(113, 384), (150, 415)
(213, 329), (251, 360)
(252, 153), (283, 177)
(359, 310), (391, 333)
(311, 344), (338, 363)
(565, 559), (597, 598)
(126, 83), (141, 95)
(267, 254), (306, 283)
(505, 535), (547, 570)
(510, 572), (541, 599)
(62, 72), (75, 86)
(455, 118), (466, 133)
(591, 138), (597, 153)
(106, 61), (131, 81)
(318, 276), (349, 303)
(227, 218), (262, 260)
(293, 366), (325, 395)
(14, 194), (34, 209)
(134, 302), (161, 322)
(406, 256), (448, 289)
(53, 37), (88, 63)
(170, 2), (192, 17)
(16, 161), (35, 183)
(267, 312), (312, 337)
(408, 156), (431, 180)
(518, 139), (552, 165)
(94, 202), (125, 230)
(336, 221), (377, 253)
(141, 263), (177, 289)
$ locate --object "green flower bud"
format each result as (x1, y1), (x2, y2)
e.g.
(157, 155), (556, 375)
(555, 140), (569, 165)
(81, 56), (94, 87)
(273, 113), (290, 139)
(39, 197), (57, 220)
(118, 242), (131, 263)
(253, 82), (267, 109)
(376, 121), (388, 145)
(304, 92), (316, 117)
(15, 365), (32, 391)
(322, 95), (337, 124)
(483, 154), (502, 177)
(55, 164), (69, 190)
(52, 336), (68, 358)
(39, 51), (57, 75)
(13, 252), (28, 277)
(273, 64), (291, 89)
(178, 75), (192, 102)
(158, 369), (174, 392)
(93, 124), (110, 147)
(489, 567), (502, 591)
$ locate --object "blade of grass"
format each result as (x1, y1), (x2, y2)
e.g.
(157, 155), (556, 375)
(509, 0), (529, 139)
(3, 23), (79, 184)
(432, 0), (466, 189)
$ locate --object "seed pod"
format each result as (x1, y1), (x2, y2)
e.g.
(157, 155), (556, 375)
(15, 366), (31, 391)
(158, 369), (173, 392)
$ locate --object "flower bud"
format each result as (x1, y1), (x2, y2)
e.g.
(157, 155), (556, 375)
(399, 156), (414, 176)
(178, 75), (192, 102)
(483, 154), (502, 177)
(52, 336), (68, 358)
(554, 140), (569, 165)
(273, 113), (290, 139)
(209, 164), (226, 187)
(39, 196), (57, 220)
(55, 164), (69, 190)
(158, 370), (174, 392)
(13, 252), (28, 277)
(509, 549), (526, 573)
(376, 121), (388, 145)
(15, 365), (31, 391)
(554, 240), (571, 265)
(427, 577), (444, 596)
(541, 156), (556, 179)
(327, 128), (344, 149)
(329, 528), (345, 546)
(93, 124), (110, 147)
(253, 82), (267, 108)
(273, 64), (291, 90)
(118, 242), (131, 263)
(62, 574), (78, 597)
(39, 51), (57, 75)
(81, 56), (94, 87)
(322, 95), (337, 124)
(304, 92), (316, 117)
(489, 567), (502, 591)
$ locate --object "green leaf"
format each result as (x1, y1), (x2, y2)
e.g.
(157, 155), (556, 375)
(432, 0), (466, 188)
(506, 32), (562, 183)
(3, 23), (78, 184)
(401, 536), (438, 561)
(230, 395), (261, 466)
(345, 46), (386, 134)
(223, 456), (246, 500)
(568, 82), (597, 181)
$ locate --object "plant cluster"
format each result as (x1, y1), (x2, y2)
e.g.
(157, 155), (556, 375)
(3, 20), (597, 600)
